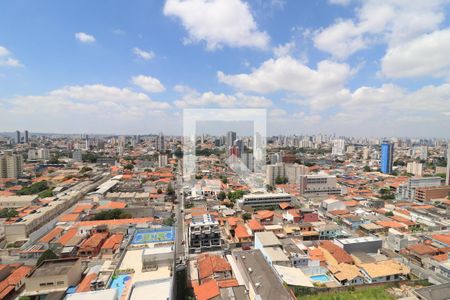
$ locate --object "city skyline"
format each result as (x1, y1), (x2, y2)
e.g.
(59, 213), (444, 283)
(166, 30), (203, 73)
(1, 1), (450, 136)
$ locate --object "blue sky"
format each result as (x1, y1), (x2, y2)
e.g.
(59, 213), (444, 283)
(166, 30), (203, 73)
(1, 0), (450, 137)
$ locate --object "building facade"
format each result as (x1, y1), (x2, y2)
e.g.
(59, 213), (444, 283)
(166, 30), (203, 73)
(381, 142), (394, 174)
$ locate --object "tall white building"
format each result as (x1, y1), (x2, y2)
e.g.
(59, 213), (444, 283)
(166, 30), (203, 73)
(397, 177), (442, 200)
(241, 152), (254, 172)
(446, 144), (450, 186)
(158, 154), (168, 167)
(266, 163), (309, 185)
(0, 151), (23, 179)
(406, 162), (423, 176)
(363, 147), (370, 160)
(72, 150), (82, 162)
(332, 139), (345, 156)
(28, 148), (50, 161)
(299, 174), (341, 196)
(419, 146), (428, 160)
(226, 131), (237, 149)
(156, 132), (165, 152)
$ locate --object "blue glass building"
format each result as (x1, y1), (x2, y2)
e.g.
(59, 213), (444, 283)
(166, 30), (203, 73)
(381, 142), (394, 174)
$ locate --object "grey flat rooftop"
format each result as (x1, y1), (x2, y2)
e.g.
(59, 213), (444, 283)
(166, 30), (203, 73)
(32, 258), (78, 277)
(254, 231), (280, 247)
(234, 250), (291, 300)
(415, 283), (450, 300)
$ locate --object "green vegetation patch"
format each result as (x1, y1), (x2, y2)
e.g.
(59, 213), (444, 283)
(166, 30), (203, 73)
(297, 286), (395, 300)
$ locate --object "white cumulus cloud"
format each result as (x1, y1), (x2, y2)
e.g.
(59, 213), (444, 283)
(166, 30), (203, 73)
(314, 0), (446, 59)
(173, 86), (272, 108)
(218, 56), (352, 97)
(75, 32), (96, 43)
(132, 75), (165, 93)
(133, 47), (155, 60)
(0, 45), (23, 67)
(381, 28), (450, 79)
(163, 0), (269, 50)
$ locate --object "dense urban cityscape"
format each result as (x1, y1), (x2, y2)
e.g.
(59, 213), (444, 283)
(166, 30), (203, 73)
(2, 0), (450, 299)
(0, 131), (449, 299)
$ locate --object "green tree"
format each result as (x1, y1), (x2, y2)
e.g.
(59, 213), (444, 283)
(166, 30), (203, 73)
(0, 208), (18, 219)
(92, 208), (131, 220)
(242, 213), (252, 221)
(384, 211), (394, 217)
(80, 166), (92, 173)
(124, 164), (134, 170)
(16, 181), (49, 195)
(275, 176), (288, 184)
(38, 189), (54, 198)
(157, 188), (163, 194)
(36, 249), (58, 266)
(217, 191), (226, 201)
(363, 165), (371, 172)
(167, 183), (175, 196)
(163, 214), (175, 226)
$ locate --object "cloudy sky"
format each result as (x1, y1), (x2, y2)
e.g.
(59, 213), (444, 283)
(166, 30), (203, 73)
(0, 0), (449, 137)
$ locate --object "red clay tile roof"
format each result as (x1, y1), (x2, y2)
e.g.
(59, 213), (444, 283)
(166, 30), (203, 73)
(58, 228), (78, 246)
(407, 244), (439, 256)
(235, 224), (251, 239)
(320, 241), (354, 264)
(72, 203), (94, 213)
(217, 278), (239, 288)
(376, 221), (407, 229)
(329, 209), (349, 216)
(197, 254), (231, 281)
(80, 232), (108, 249)
(39, 227), (64, 244)
(76, 217), (153, 227)
(309, 248), (326, 262)
(58, 213), (80, 222)
(193, 279), (220, 300)
(432, 253), (449, 262)
(76, 273), (97, 293)
(101, 233), (124, 250)
(279, 202), (293, 210)
(390, 215), (415, 226)
(226, 217), (243, 227)
(97, 201), (126, 210)
(287, 209), (300, 217)
(247, 219), (264, 231)
(432, 234), (450, 247)
(256, 210), (274, 220)
(0, 265), (32, 298)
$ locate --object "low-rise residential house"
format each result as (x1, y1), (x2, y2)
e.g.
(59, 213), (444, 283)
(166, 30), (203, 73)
(246, 219), (264, 235)
(319, 241), (354, 266)
(341, 214), (364, 230)
(406, 244), (441, 266)
(328, 263), (365, 286)
(100, 233), (124, 257)
(359, 260), (409, 283)
(23, 258), (82, 297)
(321, 199), (346, 213)
(316, 224), (340, 240)
(254, 210), (274, 224)
(77, 232), (108, 257)
(283, 209), (301, 223)
(0, 264), (32, 299)
(234, 224), (252, 247)
(387, 229), (418, 253)
(197, 254), (232, 284)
